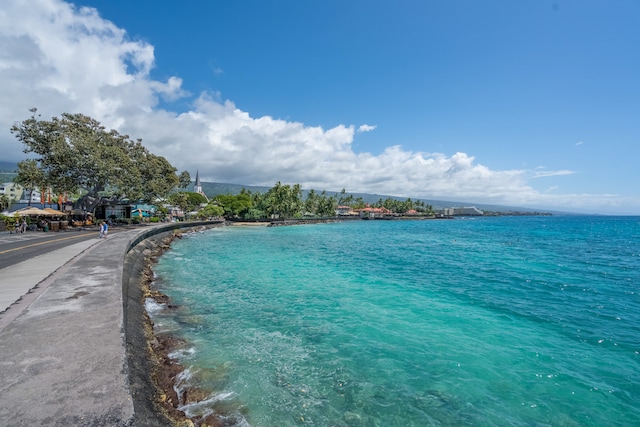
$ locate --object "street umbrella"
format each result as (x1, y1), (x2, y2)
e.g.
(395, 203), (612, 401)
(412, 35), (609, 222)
(15, 207), (52, 216)
(44, 208), (68, 216)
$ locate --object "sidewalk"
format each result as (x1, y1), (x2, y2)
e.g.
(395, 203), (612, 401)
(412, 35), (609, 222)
(0, 230), (137, 426)
(0, 238), (100, 316)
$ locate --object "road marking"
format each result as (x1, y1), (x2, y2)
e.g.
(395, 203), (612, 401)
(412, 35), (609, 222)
(0, 233), (94, 255)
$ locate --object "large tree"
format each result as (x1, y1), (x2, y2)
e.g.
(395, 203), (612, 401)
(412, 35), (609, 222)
(263, 182), (303, 218)
(167, 192), (207, 214)
(316, 190), (337, 217)
(214, 191), (252, 218)
(11, 109), (186, 210)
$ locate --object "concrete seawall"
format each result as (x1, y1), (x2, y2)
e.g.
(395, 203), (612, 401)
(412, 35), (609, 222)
(0, 221), (223, 427)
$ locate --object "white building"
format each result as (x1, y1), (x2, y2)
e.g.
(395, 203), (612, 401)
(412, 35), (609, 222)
(453, 206), (484, 216)
(18, 188), (43, 204)
(194, 170), (209, 201)
(0, 182), (23, 202)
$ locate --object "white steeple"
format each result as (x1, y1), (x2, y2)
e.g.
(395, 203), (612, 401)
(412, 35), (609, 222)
(194, 170), (202, 194)
(194, 170), (208, 201)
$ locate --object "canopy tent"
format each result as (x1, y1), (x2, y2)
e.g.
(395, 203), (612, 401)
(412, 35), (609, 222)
(14, 207), (54, 216)
(43, 207), (68, 216)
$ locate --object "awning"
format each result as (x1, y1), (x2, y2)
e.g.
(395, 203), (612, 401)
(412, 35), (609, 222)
(43, 208), (68, 216)
(14, 207), (54, 216)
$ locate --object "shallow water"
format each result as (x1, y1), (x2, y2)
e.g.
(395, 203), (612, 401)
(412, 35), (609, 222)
(151, 216), (640, 426)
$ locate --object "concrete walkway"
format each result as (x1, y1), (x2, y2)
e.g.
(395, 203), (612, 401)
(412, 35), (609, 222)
(0, 231), (137, 426)
(0, 238), (100, 315)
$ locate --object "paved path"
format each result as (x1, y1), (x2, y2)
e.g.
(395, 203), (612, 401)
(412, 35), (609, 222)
(0, 230), (137, 426)
(0, 237), (100, 315)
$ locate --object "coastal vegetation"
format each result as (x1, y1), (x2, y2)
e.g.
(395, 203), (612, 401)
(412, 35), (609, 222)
(206, 182), (435, 220)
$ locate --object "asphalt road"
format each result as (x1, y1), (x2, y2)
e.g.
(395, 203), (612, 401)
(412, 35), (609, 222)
(0, 227), (110, 270)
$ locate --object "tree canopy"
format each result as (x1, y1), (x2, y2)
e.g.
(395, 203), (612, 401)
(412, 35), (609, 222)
(201, 182), (433, 220)
(11, 109), (187, 208)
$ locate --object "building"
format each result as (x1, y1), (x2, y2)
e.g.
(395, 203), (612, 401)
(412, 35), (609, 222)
(194, 170), (208, 201)
(0, 182), (23, 202)
(435, 207), (455, 217)
(356, 205), (393, 219)
(453, 206), (484, 216)
(336, 205), (357, 216)
(18, 188), (43, 204)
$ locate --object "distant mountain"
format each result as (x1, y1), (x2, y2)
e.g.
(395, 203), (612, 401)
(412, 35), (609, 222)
(199, 181), (270, 196)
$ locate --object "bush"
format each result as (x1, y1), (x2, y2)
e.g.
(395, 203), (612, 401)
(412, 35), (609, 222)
(2, 214), (17, 229)
(244, 208), (265, 220)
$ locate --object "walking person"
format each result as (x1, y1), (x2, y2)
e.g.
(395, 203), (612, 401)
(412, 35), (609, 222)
(102, 220), (108, 238)
(98, 221), (104, 239)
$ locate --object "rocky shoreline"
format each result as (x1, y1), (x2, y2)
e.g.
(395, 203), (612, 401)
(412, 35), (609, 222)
(124, 225), (228, 427)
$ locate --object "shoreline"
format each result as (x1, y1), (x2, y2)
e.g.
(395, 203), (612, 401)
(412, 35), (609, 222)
(124, 224), (230, 426)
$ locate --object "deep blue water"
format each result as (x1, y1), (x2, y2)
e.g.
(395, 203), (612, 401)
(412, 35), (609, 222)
(149, 216), (640, 426)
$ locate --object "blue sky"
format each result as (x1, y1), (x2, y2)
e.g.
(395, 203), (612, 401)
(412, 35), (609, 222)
(0, 0), (638, 214)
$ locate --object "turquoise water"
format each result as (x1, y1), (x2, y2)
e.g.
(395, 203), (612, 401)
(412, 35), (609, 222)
(150, 216), (640, 426)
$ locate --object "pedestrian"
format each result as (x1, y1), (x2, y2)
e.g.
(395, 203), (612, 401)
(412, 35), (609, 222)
(98, 221), (104, 239)
(21, 219), (27, 233)
(102, 220), (108, 238)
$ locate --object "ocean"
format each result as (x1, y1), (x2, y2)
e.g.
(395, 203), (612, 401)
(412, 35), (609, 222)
(148, 216), (640, 426)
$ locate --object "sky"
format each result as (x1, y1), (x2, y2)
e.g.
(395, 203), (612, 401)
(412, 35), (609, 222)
(0, 0), (639, 214)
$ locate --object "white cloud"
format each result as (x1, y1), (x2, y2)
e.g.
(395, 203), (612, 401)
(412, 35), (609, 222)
(532, 169), (575, 178)
(0, 0), (637, 215)
(357, 124), (377, 133)
(576, 140), (583, 146)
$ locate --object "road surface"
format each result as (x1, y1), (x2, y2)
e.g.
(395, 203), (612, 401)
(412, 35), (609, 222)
(0, 227), (118, 270)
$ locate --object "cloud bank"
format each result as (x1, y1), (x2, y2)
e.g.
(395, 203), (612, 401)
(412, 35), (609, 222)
(0, 0), (635, 214)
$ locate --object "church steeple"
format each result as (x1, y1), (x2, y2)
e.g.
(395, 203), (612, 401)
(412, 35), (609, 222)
(194, 170), (202, 194)
(194, 170), (208, 201)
